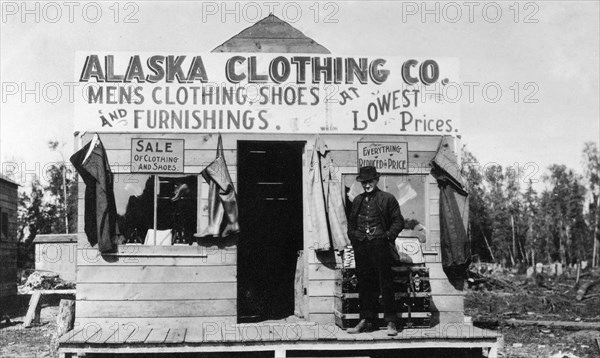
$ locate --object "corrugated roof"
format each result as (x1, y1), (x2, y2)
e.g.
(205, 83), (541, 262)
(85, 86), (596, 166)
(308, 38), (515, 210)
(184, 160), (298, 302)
(213, 14), (330, 53)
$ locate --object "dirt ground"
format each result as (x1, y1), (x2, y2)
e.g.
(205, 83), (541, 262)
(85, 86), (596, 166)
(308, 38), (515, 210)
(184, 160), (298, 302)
(2, 269), (600, 358)
(464, 267), (600, 358)
(1, 295), (62, 358)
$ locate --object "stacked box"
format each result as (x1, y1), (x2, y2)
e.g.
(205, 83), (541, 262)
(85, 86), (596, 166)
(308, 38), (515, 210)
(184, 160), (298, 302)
(334, 266), (431, 329)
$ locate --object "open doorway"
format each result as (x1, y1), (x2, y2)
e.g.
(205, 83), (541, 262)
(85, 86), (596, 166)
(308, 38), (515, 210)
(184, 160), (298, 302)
(237, 141), (304, 322)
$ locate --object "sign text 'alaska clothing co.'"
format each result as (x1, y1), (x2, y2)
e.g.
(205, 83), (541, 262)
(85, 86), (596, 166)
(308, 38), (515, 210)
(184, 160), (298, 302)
(75, 53), (459, 135)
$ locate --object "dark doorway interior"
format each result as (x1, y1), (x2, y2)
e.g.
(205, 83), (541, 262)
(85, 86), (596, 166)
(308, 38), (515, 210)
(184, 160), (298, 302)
(237, 141), (304, 322)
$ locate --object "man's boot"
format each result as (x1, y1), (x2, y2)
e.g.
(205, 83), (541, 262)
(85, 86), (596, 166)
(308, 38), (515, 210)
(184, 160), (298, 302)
(386, 321), (398, 336)
(347, 319), (373, 334)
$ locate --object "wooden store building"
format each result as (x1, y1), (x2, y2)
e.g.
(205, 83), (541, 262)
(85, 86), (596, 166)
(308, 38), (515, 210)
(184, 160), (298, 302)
(59, 14), (500, 358)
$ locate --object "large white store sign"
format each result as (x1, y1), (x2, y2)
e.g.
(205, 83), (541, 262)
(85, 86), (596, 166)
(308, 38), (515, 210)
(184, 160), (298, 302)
(74, 53), (459, 135)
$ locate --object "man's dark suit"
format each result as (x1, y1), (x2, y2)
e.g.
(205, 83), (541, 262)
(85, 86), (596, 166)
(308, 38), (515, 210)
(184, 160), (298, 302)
(347, 188), (404, 324)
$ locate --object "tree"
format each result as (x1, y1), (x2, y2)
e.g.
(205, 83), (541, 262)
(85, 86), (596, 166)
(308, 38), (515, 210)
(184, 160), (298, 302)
(462, 147), (494, 262)
(582, 142), (600, 266)
(522, 180), (539, 265)
(48, 140), (70, 233)
(17, 158), (78, 240)
(44, 163), (78, 234)
(541, 165), (587, 266)
(17, 178), (56, 240)
(483, 164), (516, 266)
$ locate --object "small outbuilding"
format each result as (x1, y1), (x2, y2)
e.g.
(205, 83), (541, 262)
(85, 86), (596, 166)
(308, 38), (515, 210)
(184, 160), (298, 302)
(0, 173), (19, 298)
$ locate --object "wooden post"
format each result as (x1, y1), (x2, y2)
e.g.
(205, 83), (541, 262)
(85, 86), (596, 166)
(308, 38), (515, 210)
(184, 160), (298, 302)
(23, 291), (42, 327)
(480, 227), (495, 262)
(56, 299), (76, 338)
(593, 196), (599, 267)
(511, 215), (517, 264)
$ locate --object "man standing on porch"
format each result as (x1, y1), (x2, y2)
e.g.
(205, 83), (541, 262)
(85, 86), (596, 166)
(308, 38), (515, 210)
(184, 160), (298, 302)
(347, 166), (405, 336)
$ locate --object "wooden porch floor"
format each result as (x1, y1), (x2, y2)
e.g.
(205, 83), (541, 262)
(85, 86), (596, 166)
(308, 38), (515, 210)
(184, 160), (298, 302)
(58, 316), (501, 357)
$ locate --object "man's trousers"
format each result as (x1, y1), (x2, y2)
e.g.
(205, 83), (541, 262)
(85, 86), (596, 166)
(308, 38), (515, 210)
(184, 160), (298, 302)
(352, 236), (396, 323)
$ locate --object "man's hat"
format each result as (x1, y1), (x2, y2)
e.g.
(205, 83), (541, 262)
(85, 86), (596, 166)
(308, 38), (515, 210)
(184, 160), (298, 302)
(356, 166), (381, 182)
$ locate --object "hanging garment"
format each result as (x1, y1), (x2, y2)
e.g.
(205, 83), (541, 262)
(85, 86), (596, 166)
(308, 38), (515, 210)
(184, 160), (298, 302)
(307, 137), (330, 251)
(196, 135), (240, 238)
(70, 135), (118, 253)
(430, 135), (471, 278)
(307, 136), (350, 251)
(439, 181), (470, 278)
(324, 160), (351, 250)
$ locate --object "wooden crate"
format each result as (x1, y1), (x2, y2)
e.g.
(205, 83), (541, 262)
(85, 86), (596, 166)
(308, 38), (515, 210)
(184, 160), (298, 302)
(335, 292), (431, 313)
(334, 310), (432, 329)
(335, 266), (432, 329)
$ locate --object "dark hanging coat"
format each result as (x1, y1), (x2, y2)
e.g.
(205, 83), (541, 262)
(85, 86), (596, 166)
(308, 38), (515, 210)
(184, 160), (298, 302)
(431, 136), (471, 279)
(70, 136), (118, 253)
(438, 178), (470, 278)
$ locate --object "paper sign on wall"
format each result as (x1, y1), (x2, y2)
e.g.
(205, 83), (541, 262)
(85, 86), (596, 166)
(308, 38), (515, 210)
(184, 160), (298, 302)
(357, 142), (408, 174)
(131, 138), (184, 173)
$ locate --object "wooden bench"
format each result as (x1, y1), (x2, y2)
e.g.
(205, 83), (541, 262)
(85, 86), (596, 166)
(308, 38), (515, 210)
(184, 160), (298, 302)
(23, 289), (75, 327)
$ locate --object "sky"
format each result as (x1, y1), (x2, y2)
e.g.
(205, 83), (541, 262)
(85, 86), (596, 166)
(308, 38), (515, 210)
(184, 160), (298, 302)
(1, 1), (599, 190)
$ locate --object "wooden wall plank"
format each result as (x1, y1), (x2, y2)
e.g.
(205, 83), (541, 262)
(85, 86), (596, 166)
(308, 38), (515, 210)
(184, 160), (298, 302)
(87, 133), (443, 152)
(78, 282), (236, 301)
(309, 296), (335, 314)
(429, 215), (440, 231)
(35, 243), (77, 282)
(105, 149), (237, 167)
(426, 262), (451, 280)
(435, 311), (466, 324)
(424, 250), (442, 263)
(78, 182), (85, 200)
(145, 328), (169, 343)
(308, 264), (341, 281)
(76, 299), (236, 318)
(0, 282), (17, 297)
(77, 266), (236, 283)
(306, 250), (342, 265)
(426, 230), (440, 245)
(304, 150), (435, 169)
(308, 280), (339, 296)
(0, 268), (17, 282)
(429, 181), (440, 200)
(429, 279), (465, 295)
(430, 295), (464, 312)
(308, 313), (335, 325)
(77, 212), (85, 234)
(74, 316), (236, 330)
(429, 199), (439, 215)
(77, 247), (237, 266)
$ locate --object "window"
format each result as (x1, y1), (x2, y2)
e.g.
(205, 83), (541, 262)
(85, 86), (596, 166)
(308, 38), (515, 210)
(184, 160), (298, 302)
(114, 174), (198, 245)
(342, 174), (427, 228)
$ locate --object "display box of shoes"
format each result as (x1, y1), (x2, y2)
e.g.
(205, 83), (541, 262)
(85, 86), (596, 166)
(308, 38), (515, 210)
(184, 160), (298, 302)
(334, 266), (432, 329)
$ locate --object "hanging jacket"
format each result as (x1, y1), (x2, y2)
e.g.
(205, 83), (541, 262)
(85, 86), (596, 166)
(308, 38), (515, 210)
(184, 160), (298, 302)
(307, 137), (331, 251)
(439, 178), (470, 278)
(196, 135), (240, 238)
(431, 135), (471, 279)
(70, 136), (118, 253)
(307, 136), (350, 251)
